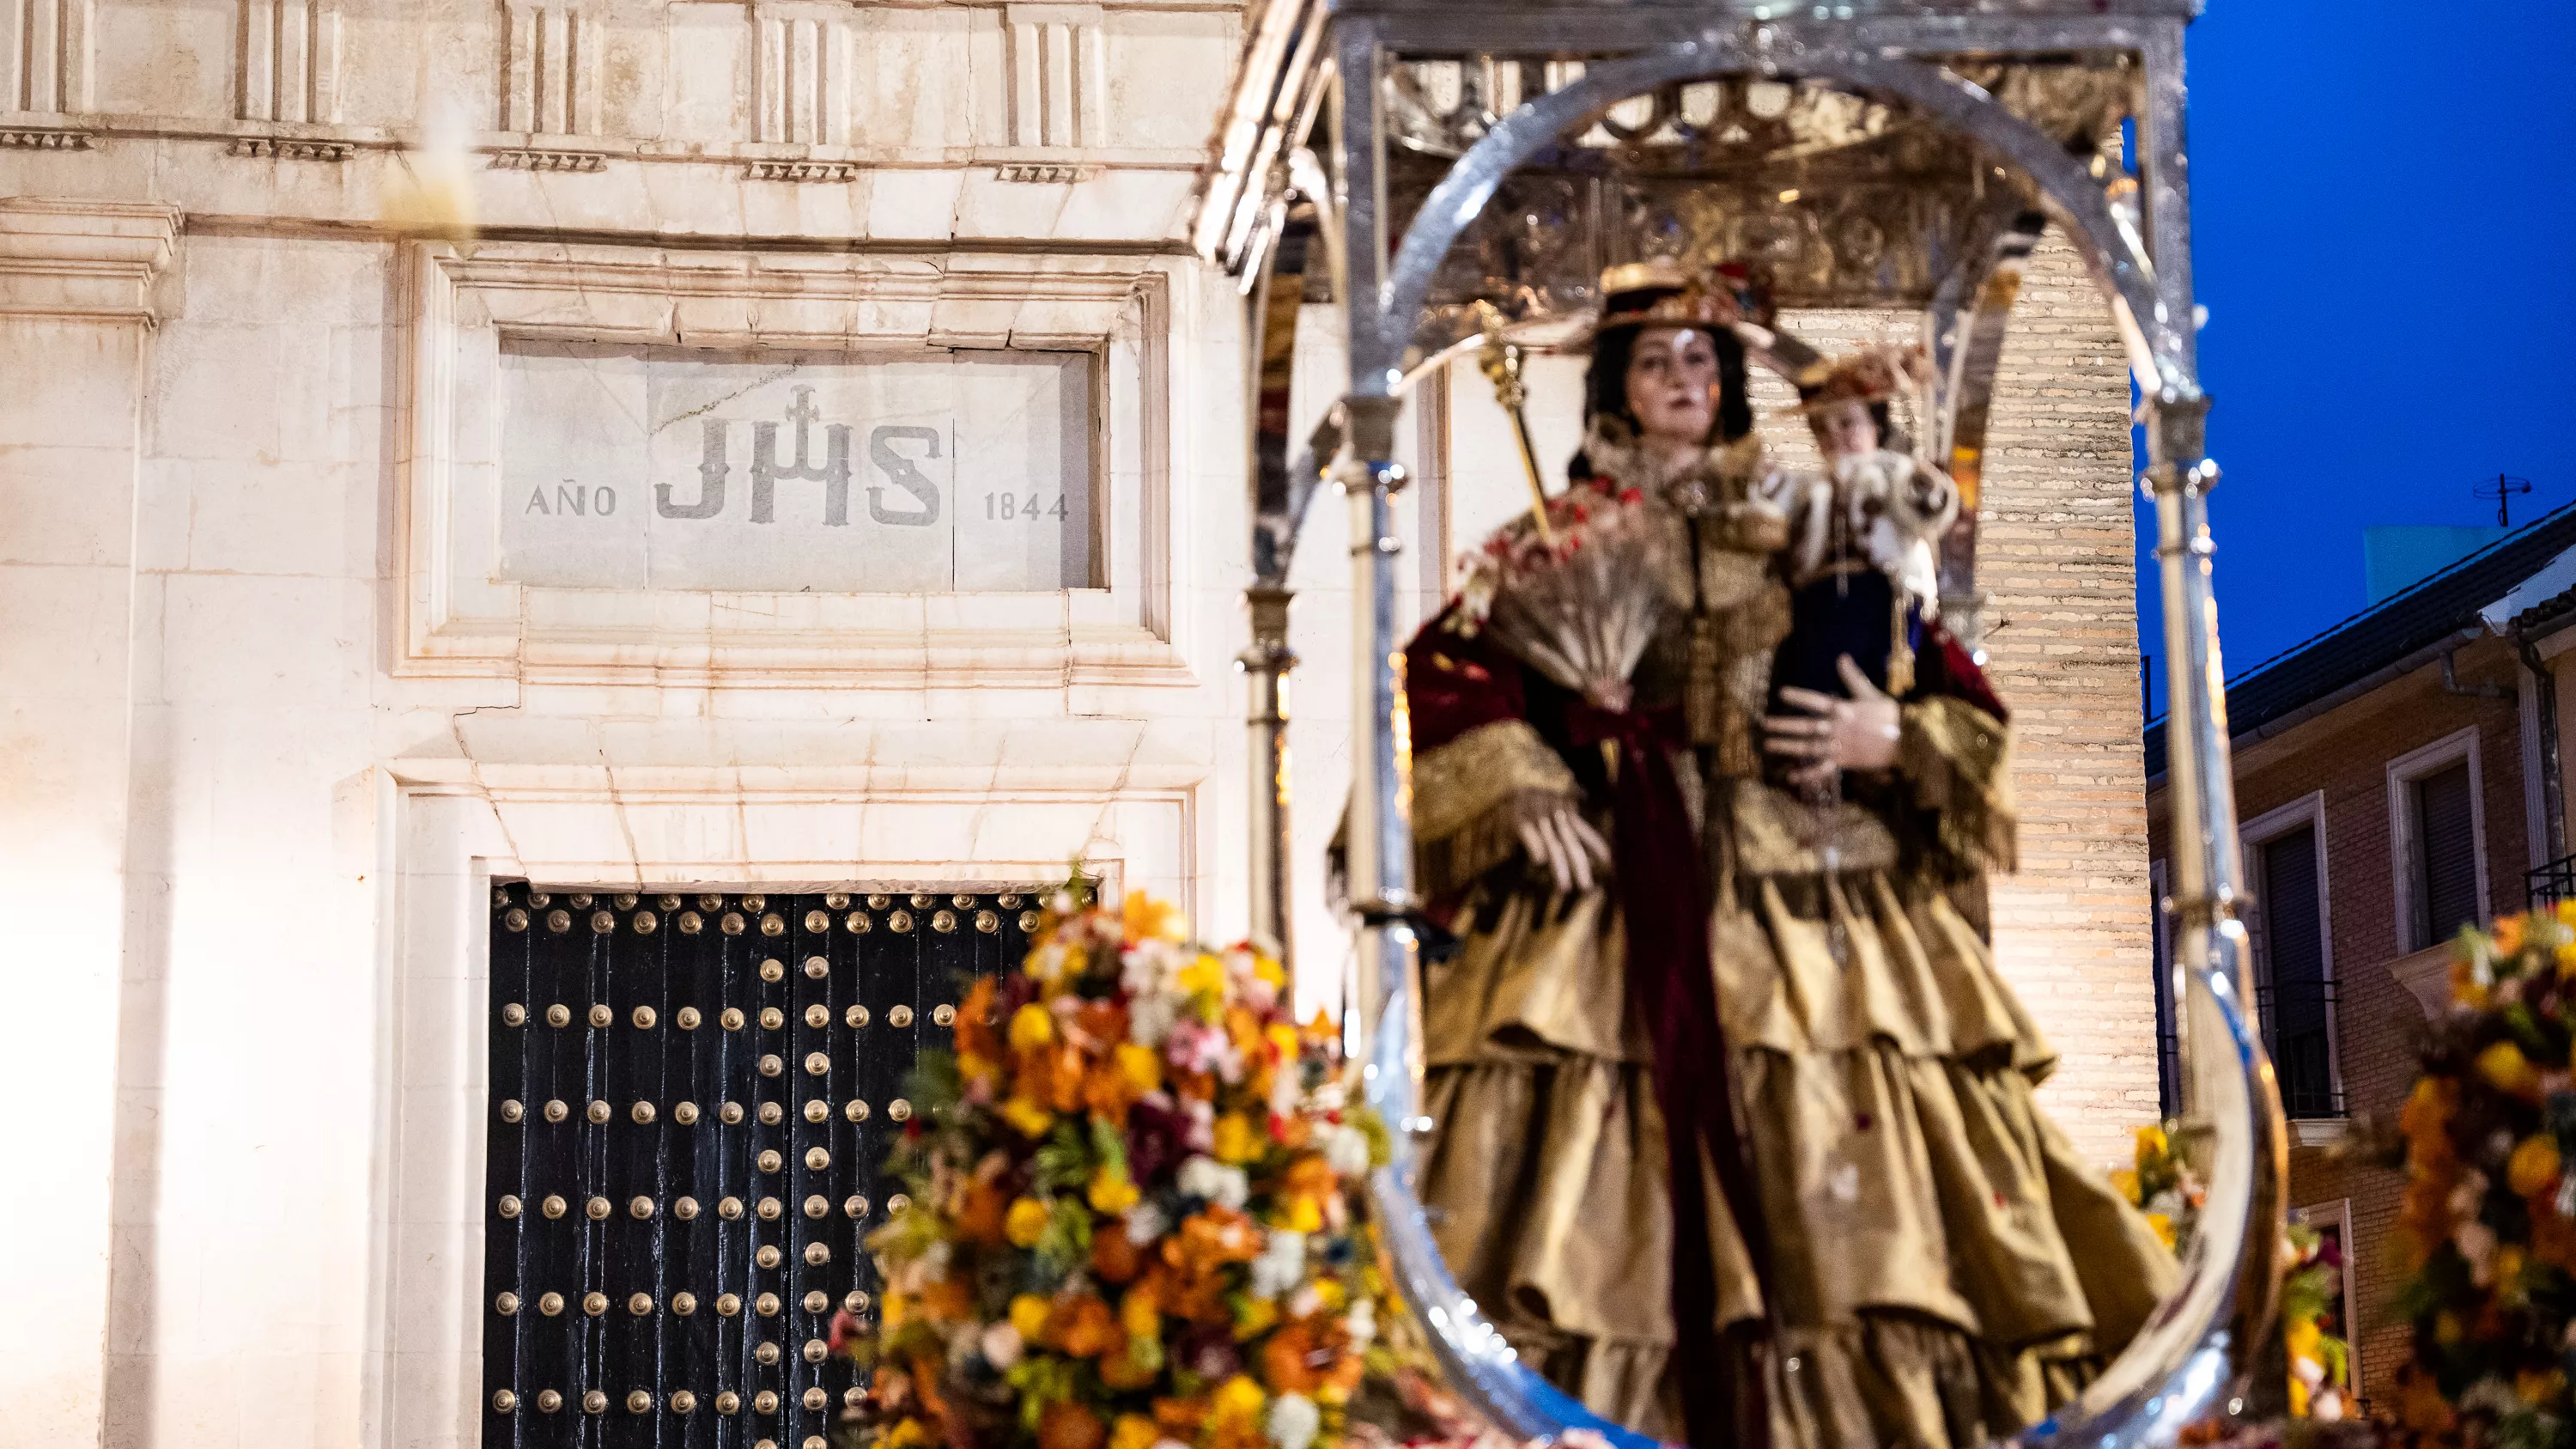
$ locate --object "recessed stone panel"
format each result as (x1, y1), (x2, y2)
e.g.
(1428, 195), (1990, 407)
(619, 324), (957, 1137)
(497, 340), (1096, 594)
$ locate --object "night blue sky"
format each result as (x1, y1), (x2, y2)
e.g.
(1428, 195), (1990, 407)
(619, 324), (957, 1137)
(2136, 1), (2576, 718)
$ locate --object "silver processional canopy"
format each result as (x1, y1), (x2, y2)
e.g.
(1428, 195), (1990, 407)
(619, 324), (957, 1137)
(1198, 3), (2284, 1449)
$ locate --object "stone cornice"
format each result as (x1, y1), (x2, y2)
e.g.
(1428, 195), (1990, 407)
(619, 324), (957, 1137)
(0, 198), (181, 324)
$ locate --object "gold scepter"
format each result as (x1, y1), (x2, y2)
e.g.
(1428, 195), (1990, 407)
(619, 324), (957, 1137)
(1471, 300), (1555, 547)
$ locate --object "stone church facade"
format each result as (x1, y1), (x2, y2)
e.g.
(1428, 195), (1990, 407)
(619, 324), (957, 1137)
(0, 5), (2159, 1446)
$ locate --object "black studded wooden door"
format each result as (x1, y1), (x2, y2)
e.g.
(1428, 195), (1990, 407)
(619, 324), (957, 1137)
(483, 887), (1041, 1449)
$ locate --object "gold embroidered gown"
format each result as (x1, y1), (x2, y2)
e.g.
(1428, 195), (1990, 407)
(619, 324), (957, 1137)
(1406, 423), (2177, 1448)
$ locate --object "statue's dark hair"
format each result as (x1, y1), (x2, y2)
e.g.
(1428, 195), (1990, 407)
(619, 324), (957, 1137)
(1798, 395), (1899, 450)
(1580, 317), (1754, 445)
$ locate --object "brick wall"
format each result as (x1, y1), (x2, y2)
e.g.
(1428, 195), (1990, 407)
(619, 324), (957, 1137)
(2148, 636), (2534, 1407)
(1766, 235), (2160, 1167)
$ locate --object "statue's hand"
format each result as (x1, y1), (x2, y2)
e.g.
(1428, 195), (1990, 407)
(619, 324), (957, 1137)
(1765, 654), (1902, 788)
(1513, 794), (1611, 895)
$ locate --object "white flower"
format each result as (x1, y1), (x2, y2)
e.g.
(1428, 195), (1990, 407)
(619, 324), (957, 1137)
(2448, 1169), (2489, 1220)
(981, 1322), (1024, 1371)
(2461, 1377), (2520, 1416)
(1323, 1124), (1372, 1178)
(2312, 1390), (2345, 1423)
(2458, 1221), (2500, 1285)
(1178, 1154), (1249, 1210)
(1309, 1082), (1347, 1114)
(1123, 1202), (1168, 1245)
(2142, 1189), (2181, 1221)
(1345, 1296), (1376, 1349)
(1249, 1231), (1306, 1299)
(1129, 994), (1180, 1048)
(1288, 1284), (1322, 1319)
(1266, 1393), (1320, 1449)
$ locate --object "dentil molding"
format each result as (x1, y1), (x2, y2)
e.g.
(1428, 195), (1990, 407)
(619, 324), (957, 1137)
(0, 197), (180, 323)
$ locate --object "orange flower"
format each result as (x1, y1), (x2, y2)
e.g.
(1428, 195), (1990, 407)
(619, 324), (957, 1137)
(1039, 1401), (1107, 1449)
(916, 1275), (974, 1322)
(958, 1178), (1012, 1246)
(1048, 1043), (1088, 1113)
(1049, 1294), (1120, 1359)
(957, 977), (1003, 1058)
(1260, 1323), (1322, 1394)
(1151, 1397), (1210, 1440)
(2494, 915), (2526, 958)
(1098, 1335), (1161, 1391)
(1084, 1057), (1144, 1125)
(1092, 1226), (1144, 1284)
(1074, 999), (1130, 1050)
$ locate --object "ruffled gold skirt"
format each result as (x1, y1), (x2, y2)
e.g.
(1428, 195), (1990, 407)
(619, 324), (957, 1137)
(1417, 868), (2176, 1447)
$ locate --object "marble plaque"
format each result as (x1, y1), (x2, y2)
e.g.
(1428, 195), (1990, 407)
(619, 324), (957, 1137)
(497, 342), (1097, 593)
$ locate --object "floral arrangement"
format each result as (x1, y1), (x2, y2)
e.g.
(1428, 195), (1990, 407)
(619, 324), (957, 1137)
(2111, 1121), (2204, 1257)
(2111, 1123), (2351, 1421)
(837, 888), (1396, 1449)
(2386, 904), (2576, 1441)
(1449, 478), (1686, 714)
(2281, 1221), (2352, 1422)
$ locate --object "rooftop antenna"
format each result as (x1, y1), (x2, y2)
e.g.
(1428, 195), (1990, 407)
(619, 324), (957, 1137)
(2479, 473), (2534, 527)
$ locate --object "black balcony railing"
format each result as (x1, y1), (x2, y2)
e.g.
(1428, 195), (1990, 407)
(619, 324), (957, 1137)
(2255, 977), (2342, 1121)
(2531, 853), (2576, 910)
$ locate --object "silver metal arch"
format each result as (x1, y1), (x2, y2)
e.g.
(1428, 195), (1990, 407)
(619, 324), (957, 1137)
(1337, 35), (2286, 1449)
(1355, 40), (2165, 399)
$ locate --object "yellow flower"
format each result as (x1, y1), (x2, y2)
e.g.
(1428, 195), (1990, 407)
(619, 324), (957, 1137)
(1178, 953), (1224, 998)
(2559, 898), (2576, 928)
(2558, 940), (2576, 980)
(1274, 1195), (1322, 1234)
(1311, 1280), (1346, 1312)
(2146, 1213), (2176, 1253)
(1012, 1294), (1054, 1343)
(1266, 1023), (1301, 1065)
(1089, 1170), (1141, 1215)
(2108, 1168), (2141, 1206)
(2481, 1040), (2543, 1101)
(1210, 1374), (1267, 1426)
(1006, 1197), (1052, 1248)
(1115, 1043), (1163, 1095)
(2512, 1135), (2564, 1198)
(2519, 1368), (2567, 1405)
(882, 1289), (910, 1330)
(1110, 1415), (1161, 1449)
(1121, 1287), (1161, 1339)
(1002, 1095), (1057, 1138)
(1124, 891), (1187, 944)
(1232, 1296), (1279, 1341)
(1254, 954), (1285, 989)
(886, 1421), (933, 1449)
(2134, 1123), (2168, 1161)
(1213, 1113), (1261, 1166)
(1011, 1003), (1057, 1050)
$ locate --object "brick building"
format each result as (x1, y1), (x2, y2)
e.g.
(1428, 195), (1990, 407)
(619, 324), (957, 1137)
(2145, 503), (2576, 1409)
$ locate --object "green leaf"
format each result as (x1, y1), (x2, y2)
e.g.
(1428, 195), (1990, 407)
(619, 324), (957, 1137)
(1034, 1123), (1094, 1197)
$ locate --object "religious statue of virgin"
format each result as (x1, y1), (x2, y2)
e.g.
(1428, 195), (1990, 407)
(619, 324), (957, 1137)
(1403, 260), (2178, 1449)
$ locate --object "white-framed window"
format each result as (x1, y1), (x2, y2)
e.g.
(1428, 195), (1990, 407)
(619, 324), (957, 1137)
(2241, 793), (2343, 1121)
(2289, 1198), (2360, 1393)
(2388, 727), (2490, 953)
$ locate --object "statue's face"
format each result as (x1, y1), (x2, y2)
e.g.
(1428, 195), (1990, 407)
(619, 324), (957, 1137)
(1810, 398), (1879, 462)
(1622, 326), (1720, 447)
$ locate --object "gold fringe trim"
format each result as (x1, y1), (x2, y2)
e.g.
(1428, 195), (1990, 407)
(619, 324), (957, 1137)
(1413, 721), (1579, 899)
(1898, 697), (2019, 874)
